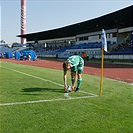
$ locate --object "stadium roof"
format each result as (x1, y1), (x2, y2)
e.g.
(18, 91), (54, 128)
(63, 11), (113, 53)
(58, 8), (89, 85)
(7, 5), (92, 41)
(17, 5), (132, 42)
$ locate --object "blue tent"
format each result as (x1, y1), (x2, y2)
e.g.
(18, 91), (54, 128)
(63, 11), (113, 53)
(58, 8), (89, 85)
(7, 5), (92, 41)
(22, 50), (36, 61)
(4, 52), (13, 58)
(14, 51), (21, 60)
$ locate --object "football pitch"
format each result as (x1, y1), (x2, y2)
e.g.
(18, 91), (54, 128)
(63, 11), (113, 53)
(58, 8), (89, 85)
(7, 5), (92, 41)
(0, 61), (132, 133)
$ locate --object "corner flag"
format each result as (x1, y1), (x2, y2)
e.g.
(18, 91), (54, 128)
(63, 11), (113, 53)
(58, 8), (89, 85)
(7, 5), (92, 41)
(99, 29), (107, 96)
(102, 29), (107, 52)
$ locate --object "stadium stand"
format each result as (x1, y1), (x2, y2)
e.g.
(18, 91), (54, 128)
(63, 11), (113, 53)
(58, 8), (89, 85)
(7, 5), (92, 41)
(16, 5), (132, 59)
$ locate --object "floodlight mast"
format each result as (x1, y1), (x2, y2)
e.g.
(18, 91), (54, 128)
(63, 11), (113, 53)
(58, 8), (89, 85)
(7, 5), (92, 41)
(21, 0), (26, 44)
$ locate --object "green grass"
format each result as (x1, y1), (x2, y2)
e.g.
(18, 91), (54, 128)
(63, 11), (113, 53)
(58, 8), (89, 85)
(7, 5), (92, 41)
(0, 61), (132, 133)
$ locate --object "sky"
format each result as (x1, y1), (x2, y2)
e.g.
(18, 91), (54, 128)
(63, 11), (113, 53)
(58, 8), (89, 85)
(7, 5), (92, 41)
(0, 0), (132, 44)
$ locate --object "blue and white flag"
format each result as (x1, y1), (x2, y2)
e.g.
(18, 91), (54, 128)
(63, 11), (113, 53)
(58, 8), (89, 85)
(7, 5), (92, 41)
(102, 29), (107, 52)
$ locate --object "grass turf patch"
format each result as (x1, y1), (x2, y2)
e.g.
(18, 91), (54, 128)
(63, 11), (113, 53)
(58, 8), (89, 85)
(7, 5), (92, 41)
(0, 61), (132, 133)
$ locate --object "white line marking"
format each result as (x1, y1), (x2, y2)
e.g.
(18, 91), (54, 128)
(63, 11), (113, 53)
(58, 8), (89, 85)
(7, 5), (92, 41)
(0, 66), (98, 106)
(130, 83), (133, 86)
(79, 90), (98, 96)
(64, 93), (71, 98)
(105, 77), (133, 86)
(0, 95), (98, 106)
(64, 90), (98, 99)
(1, 66), (63, 87)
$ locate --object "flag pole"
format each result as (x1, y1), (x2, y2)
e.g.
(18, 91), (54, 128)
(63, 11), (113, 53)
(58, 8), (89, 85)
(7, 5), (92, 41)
(99, 45), (104, 96)
(99, 29), (107, 96)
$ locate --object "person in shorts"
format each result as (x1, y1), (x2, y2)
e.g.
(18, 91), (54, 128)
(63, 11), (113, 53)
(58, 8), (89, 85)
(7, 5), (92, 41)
(62, 55), (84, 92)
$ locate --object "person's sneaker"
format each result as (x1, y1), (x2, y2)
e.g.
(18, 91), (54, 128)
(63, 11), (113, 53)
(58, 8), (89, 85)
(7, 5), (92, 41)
(75, 88), (79, 92)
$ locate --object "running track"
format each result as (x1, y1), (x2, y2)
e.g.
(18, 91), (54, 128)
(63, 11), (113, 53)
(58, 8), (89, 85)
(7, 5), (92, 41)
(0, 59), (133, 83)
